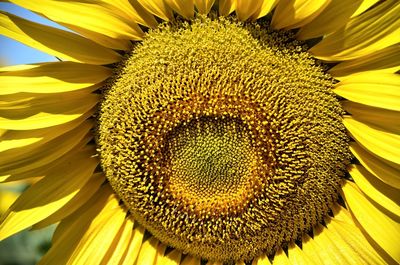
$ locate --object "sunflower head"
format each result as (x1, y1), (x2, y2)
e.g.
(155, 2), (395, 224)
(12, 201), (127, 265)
(98, 16), (351, 261)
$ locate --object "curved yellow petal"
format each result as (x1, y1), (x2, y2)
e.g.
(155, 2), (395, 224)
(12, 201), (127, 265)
(334, 72), (400, 111)
(9, 0), (144, 41)
(166, 0), (194, 19)
(309, 0), (400, 61)
(138, 0), (173, 21)
(236, 0), (263, 21)
(344, 117), (400, 165)
(0, 62), (111, 95)
(0, 122), (93, 178)
(119, 225), (145, 265)
(32, 172), (104, 229)
(135, 236), (159, 265)
(350, 142), (400, 189)
(0, 112), (90, 155)
(323, 217), (386, 265)
(287, 241), (317, 265)
(219, 0), (236, 16)
(272, 247), (290, 265)
(62, 26), (132, 51)
(297, 0), (363, 40)
(252, 254), (272, 265)
(341, 181), (400, 263)
(157, 249), (181, 265)
(342, 101), (400, 134)
(271, 0), (331, 30)
(0, 189), (18, 215)
(348, 164), (400, 218)
(102, 0), (158, 28)
(0, 148), (98, 240)
(351, 0), (380, 18)
(301, 234), (325, 265)
(0, 12), (121, 65)
(38, 185), (119, 265)
(181, 255), (201, 265)
(313, 223), (356, 264)
(100, 218), (134, 265)
(250, 0), (278, 20)
(329, 45), (400, 78)
(0, 92), (99, 130)
(194, 0), (215, 15)
(67, 203), (126, 264)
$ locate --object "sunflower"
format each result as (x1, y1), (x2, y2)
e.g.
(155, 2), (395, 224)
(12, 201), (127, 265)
(0, 0), (399, 264)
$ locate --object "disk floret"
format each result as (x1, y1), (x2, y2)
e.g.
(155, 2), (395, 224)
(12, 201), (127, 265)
(98, 17), (350, 262)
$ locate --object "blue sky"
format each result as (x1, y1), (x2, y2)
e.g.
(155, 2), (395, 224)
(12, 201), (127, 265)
(0, 3), (67, 65)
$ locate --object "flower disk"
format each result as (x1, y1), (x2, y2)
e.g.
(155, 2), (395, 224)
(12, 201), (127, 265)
(98, 17), (351, 262)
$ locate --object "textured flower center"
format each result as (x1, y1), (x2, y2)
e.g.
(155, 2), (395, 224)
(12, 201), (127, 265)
(98, 16), (351, 262)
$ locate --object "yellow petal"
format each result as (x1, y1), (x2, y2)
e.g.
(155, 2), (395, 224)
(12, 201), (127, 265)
(344, 117), (400, 165)
(250, 0), (278, 20)
(0, 62), (111, 95)
(0, 111), (91, 154)
(135, 236), (159, 265)
(252, 254), (272, 265)
(271, 0), (331, 30)
(101, 218), (134, 265)
(272, 247), (290, 265)
(119, 225), (145, 265)
(0, 148), (98, 240)
(166, 0), (194, 19)
(334, 72), (400, 111)
(0, 189), (18, 215)
(341, 181), (400, 263)
(287, 241), (318, 265)
(236, 0), (263, 21)
(328, 217), (386, 265)
(320, 219), (382, 265)
(181, 255), (201, 265)
(32, 172), (105, 229)
(38, 185), (119, 265)
(9, 0), (144, 42)
(342, 101), (400, 134)
(0, 122), (93, 177)
(157, 249), (181, 265)
(309, 0), (400, 61)
(219, 0), (236, 16)
(194, 0), (215, 14)
(312, 223), (353, 264)
(137, 0), (173, 21)
(297, 0), (363, 40)
(350, 142), (400, 189)
(329, 44), (400, 78)
(102, 0), (158, 28)
(155, 242), (167, 262)
(0, 11), (121, 65)
(0, 92), (99, 130)
(67, 204), (126, 264)
(300, 234), (325, 265)
(63, 26), (132, 51)
(348, 164), (400, 218)
(351, 0), (380, 18)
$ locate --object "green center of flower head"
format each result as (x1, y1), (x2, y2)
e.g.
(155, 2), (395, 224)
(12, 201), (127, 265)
(98, 16), (351, 262)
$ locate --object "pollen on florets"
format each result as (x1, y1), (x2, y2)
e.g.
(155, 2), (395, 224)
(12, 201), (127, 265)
(97, 16), (351, 262)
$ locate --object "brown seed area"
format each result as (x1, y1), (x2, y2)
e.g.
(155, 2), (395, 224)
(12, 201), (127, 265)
(98, 17), (351, 262)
